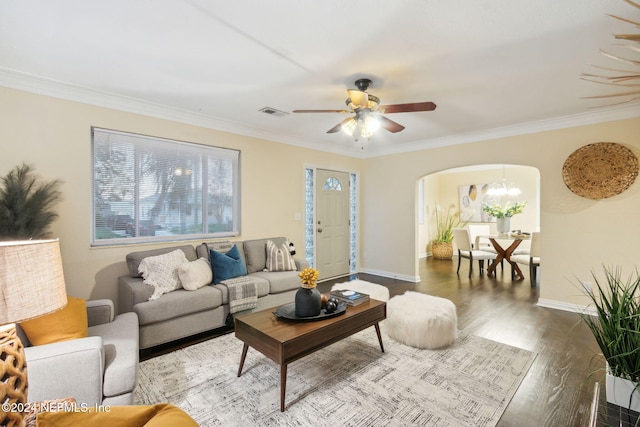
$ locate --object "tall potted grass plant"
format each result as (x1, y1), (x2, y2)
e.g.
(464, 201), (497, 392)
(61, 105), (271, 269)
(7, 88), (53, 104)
(432, 205), (466, 259)
(579, 267), (640, 412)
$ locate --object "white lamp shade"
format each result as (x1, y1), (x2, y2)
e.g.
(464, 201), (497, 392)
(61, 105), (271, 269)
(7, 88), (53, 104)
(0, 239), (68, 324)
(341, 117), (358, 136)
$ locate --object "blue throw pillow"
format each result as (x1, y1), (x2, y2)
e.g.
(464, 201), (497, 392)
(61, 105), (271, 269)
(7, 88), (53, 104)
(209, 245), (248, 284)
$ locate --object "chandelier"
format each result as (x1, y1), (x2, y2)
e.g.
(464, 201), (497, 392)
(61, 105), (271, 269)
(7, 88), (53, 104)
(488, 166), (521, 197)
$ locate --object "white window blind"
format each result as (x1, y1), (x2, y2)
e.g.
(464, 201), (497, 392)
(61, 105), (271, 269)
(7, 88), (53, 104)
(91, 128), (240, 245)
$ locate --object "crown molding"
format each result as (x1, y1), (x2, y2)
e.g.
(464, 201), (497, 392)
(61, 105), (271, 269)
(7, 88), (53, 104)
(363, 104), (640, 158)
(2, 67), (638, 160)
(0, 67), (366, 158)
(0, 68), (280, 138)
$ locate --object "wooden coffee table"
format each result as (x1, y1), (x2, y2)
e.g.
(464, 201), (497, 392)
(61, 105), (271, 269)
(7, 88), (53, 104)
(234, 299), (386, 411)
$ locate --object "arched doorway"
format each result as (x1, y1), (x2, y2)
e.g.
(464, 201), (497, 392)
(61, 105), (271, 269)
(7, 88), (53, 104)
(417, 164), (540, 281)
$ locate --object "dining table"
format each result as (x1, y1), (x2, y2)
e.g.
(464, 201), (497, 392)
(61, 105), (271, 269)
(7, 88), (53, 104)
(483, 233), (531, 280)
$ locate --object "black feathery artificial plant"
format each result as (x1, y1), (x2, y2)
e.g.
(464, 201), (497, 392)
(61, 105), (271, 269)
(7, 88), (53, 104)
(0, 163), (63, 239)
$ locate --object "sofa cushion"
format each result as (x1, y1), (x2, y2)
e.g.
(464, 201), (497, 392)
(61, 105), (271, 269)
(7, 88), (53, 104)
(198, 241), (247, 265)
(24, 397), (77, 427)
(178, 258), (212, 291)
(243, 237), (287, 273)
(251, 275), (271, 297)
(20, 296), (88, 346)
(133, 286), (223, 325)
(126, 245), (197, 278)
(138, 249), (188, 300)
(210, 245), (247, 284)
(266, 239), (296, 272)
(250, 270), (302, 294)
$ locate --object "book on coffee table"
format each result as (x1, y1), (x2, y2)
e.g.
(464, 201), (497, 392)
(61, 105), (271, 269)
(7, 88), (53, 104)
(330, 289), (369, 306)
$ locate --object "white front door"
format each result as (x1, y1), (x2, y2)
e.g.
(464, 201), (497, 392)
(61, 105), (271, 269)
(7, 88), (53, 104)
(315, 169), (350, 280)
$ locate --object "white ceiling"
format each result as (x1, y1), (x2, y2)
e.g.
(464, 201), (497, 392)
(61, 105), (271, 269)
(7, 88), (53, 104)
(1, 0), (639, 158)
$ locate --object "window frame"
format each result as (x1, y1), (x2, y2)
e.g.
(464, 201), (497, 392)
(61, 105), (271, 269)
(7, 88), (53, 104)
(91, 127), (241, 247)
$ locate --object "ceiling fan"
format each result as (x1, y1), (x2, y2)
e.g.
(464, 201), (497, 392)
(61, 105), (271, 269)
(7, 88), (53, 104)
(293, 78), (436, 138)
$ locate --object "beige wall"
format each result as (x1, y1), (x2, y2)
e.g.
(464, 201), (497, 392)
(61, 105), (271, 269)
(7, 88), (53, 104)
(362, 117), (640, 309)
(417, 175), (440, 257)
(0, 86), (361, 308)
(2, 85), (639, 313)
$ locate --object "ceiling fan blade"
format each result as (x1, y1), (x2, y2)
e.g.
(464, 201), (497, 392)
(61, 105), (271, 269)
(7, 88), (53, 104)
(380, 102), (436, 114)
(347, 89), (368, 108)
(293, 109), (350, 113)
(327, 117), (354, 133)
(379, 116), (405, 133)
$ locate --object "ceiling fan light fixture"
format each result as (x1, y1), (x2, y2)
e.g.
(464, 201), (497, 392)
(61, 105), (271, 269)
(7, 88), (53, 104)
(367, 95), (380, 110)
(363, 115), (380, 133)
(341, 117), (358, 136)
(293, 78), (436, 141)
(345, 94), (380, 112)
(360, 126), (373, 139)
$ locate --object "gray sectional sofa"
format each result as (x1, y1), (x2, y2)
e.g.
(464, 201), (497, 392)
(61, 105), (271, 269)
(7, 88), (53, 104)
(118, 237), (308, 350)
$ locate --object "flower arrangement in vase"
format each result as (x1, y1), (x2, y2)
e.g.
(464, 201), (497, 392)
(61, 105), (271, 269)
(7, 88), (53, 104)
(482, 201), (526, 235)
(295, 268), (321, 317)
(298, 267), (319, 289)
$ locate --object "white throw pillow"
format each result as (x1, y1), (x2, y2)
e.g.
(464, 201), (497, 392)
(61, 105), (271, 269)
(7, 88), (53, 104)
(138, 249), (188, 300)
(178, 257), (213, 291)
(266, 239), (296, 272)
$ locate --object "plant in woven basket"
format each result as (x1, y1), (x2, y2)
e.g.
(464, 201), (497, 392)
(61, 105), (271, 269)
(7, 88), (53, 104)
(0, 163), (63, 239)
(431, 205), (467, 260)
(433, 205), (466, 243)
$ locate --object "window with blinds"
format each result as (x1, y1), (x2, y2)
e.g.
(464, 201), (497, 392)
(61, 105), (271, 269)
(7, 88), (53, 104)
(91, 127), (240, 246)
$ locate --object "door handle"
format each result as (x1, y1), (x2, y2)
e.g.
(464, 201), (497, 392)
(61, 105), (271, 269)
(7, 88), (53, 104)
(317, 228), (323, 233)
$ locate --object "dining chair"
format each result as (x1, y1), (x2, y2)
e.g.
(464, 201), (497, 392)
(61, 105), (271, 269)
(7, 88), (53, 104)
(510, 231), (541, 286)
(467, 224), (503, 271)
(452, 228), (497, 277)
(467, 224), (492, 251)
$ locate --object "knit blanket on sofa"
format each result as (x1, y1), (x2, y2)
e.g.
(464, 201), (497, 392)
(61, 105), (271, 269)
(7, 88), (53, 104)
(221, 276), (257, 314)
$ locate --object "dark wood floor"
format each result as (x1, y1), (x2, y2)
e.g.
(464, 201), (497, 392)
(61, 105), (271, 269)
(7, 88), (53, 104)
(325, 258), (604, 427)
(144, 257), (619, 426)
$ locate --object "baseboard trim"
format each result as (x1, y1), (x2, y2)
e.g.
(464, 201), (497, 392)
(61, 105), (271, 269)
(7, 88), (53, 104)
(537, 298), (596, 316)
(359, 268), (420, 283)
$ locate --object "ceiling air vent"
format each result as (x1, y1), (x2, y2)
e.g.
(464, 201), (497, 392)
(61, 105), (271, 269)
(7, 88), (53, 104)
(259, 107), (288, 117)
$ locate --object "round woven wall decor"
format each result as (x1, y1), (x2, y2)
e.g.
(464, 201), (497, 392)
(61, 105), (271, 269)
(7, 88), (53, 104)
(562, 142), (638, 200)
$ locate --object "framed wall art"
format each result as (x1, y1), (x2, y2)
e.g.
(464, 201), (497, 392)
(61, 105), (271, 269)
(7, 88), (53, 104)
(459, 183), (494, 222)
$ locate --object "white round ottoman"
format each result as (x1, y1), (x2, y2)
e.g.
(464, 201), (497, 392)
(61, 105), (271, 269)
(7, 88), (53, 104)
(386, 291), (457, 349)
(330, 279), (390, 302)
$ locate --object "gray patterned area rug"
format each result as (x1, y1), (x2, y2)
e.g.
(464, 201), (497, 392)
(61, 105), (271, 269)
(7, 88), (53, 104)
(135, 327), (536, 426)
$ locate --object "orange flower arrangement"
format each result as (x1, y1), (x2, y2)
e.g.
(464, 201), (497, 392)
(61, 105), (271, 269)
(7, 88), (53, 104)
(298, 268), (319, 289)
